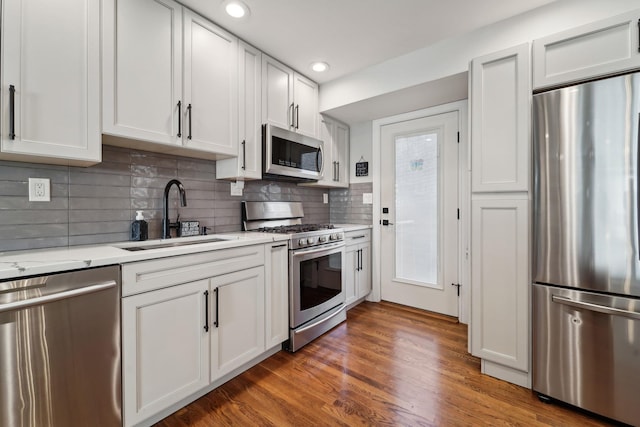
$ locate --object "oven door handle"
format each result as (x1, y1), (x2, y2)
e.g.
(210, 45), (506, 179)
(291, 242), (344, 256)
(295, 305), (346, 334)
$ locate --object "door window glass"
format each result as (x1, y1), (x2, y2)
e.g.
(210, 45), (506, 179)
(395, 132), (438, 285)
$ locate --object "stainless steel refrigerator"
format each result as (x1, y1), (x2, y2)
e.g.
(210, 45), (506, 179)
(532, 72), (640, 426)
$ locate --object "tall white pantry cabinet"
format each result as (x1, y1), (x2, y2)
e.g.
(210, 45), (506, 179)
(469, 43), (531, 387)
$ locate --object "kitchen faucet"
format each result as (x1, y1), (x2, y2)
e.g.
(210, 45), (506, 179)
(162, 179), (187, 239)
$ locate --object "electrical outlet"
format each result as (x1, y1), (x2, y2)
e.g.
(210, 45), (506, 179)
(323, 193), (328, 204)
(230, 181), (244, 196)
(29, 178), (51, 202)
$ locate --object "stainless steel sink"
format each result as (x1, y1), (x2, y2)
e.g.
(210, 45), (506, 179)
(119, 237), (229, 251)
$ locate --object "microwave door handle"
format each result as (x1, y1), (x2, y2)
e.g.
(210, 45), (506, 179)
(316, 145), (324, 174)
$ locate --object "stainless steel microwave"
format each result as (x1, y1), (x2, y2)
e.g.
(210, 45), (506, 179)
(263, 124), (324, 182)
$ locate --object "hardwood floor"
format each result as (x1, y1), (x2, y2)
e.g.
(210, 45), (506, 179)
(156, 301), (617, 427)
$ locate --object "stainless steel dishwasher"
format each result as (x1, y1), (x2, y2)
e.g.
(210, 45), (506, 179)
(0, 265), (121, 426)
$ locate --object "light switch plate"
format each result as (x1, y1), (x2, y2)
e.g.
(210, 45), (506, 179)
(323, 193), (328, 204)
(230, 181), (244, 196)
(29, 178), (50, 202)
(363, 193), (373, 204)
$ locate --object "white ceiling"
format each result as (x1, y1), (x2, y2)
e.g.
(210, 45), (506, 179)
(181, 0), (555, 85)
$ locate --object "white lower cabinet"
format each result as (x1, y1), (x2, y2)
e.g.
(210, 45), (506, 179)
(121, 243), (289, 427)
(345, 230), (371, 307)
(210, 266), (265, 381)
(470, 198), (530, 385)
(122, 279), (210, 427)
(265, 242), (289, 347)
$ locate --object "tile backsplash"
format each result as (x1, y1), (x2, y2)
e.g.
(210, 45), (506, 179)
(0, 146), (371, 252)
(330, 182), (373, 225)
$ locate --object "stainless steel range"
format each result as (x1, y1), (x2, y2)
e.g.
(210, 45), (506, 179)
(242, 201), (346, 352)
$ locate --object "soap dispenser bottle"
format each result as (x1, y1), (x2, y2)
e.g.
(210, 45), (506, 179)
(131, 210), (148, 241)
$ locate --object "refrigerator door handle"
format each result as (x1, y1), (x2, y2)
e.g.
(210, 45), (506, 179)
(637, 112), (640, 260)
(552, 295), (640, 320)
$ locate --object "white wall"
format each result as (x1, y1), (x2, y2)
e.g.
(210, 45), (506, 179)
(349, 122), (373, 183)
(320, 0), (640, 112)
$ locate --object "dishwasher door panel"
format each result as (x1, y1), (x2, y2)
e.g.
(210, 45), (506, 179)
(0, 266), (121, 427)
(532, 283), (640, 425)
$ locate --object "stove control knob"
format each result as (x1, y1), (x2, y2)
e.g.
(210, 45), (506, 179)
(307, 238), (316, 245)
(298, 238), (308, 246)
(319, 236), (328, 243)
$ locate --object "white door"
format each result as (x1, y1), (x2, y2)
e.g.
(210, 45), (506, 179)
(380, 111), (459, 317)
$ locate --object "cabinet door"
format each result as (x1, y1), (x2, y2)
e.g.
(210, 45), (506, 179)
(183, 9), (238, 155)
(357, 244), (371, 299)
(262, 56), (294, 130)
(1, 0), (100, 165)
(216, 41), (262, 180)
(471, 43), (530, 193)
(470, 198), (529, 371)
(533, 10), (640, 90)
(293, 73), (319, 138)
(103, 0), (182, 146)
(345, 244), (358, 306)
(334, 121), (350, 187)
(315, 118), (335, 186)
(211, 266), (265, 381)
(122, 279), (209, 427)
(265, 243), (288, 348)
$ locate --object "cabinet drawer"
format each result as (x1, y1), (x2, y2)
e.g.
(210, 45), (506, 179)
(533, 9), (640, 90)
(122, 244), (265, 296)
(345, 229), (371, 246)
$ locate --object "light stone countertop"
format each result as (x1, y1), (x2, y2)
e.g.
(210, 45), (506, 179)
(334, 224), (373, 232)
(0, 232), (290, 281)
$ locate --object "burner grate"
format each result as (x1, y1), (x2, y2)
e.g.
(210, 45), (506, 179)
(257, 224), (335, 234)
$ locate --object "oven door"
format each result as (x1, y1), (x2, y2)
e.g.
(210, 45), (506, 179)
(290, 242), (345, 328)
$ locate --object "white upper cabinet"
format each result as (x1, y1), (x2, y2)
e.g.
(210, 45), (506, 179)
(293, 73), (320, 138)
(216, 41), (262, 180)
(334, 121), (350, 187)
(182, 9), (238, 156)
(1, 0), (101, 166)
(533, 9), (640, 90)
(103, 0), (182, 147)
(263, 56), (294, 131)
(103, 0), (238, 157)
(303, 115), (349, 188)
(262, 55), (319, 138)
(471, 43), (531, 193)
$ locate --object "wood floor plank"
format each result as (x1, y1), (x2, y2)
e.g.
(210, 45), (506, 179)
(155, 301), (617, 427)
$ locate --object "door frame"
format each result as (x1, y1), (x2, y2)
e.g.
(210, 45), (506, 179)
(371, 100), (469, 324)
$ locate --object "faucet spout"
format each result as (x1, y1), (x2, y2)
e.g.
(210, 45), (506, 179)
(162, 179), (187, 239)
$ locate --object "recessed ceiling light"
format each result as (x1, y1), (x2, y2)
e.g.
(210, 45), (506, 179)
(224, 1), (250, 18)
(311, 62), (329, 73)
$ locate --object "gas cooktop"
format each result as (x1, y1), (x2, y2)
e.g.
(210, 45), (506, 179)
(256, 224), (336, 234)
